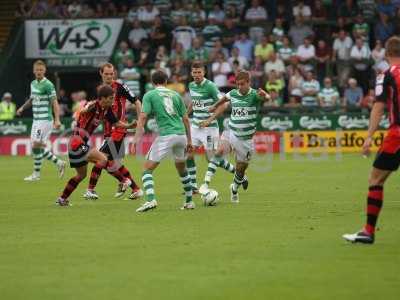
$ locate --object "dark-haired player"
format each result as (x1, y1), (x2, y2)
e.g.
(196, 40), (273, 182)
(132, 70), (194, 212)
(57, 85), (136, 206)
(343, 36), (400, 244)
(186, 61), (236, 195)
(84, 63), (143, 200)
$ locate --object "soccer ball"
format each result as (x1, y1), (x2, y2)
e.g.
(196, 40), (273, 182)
(201, 189), (219, 206)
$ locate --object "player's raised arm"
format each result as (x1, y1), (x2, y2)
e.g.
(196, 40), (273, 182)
(16, 98), (32, 116)
(200, 102), (229, 128)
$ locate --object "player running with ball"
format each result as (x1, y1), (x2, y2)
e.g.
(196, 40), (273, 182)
(199, 70), (270, 202)
(132, 70), (194, 212)
(16, 60), (66, 182)
(187, 61), (236, 194)
(57, 85), (136, 206)
(343, 37), (400, 244)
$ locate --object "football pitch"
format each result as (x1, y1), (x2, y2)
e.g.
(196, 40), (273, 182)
(0, 154), (399, 300)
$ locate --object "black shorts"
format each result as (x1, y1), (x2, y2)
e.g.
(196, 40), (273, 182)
(68, 142), (90, 168)
(99, 138), (125, 161)
(373, 150), (400, 171)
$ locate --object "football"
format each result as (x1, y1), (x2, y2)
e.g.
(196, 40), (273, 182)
(201, 189), (219, 206)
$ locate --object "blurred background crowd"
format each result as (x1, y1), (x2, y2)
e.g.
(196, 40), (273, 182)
(7, 0), (400, 119)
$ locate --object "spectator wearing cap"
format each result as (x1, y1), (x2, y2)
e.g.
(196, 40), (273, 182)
(318, 77), (339, 108)
(332, 30), (353, 89)
(245, 0), (268, 43)
(301, 71), (320, 107)
(0, 92), (16, 121)
(288, 16), (314, 48)
(343, 78), (363, 108)
(233, 32), (254, 62)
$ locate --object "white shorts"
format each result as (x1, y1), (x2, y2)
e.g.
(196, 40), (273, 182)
(30, 120), (53, 143)
(191, 125), (219, 151)
(229, 131), (254, 163)
(146, 134), (187, 162)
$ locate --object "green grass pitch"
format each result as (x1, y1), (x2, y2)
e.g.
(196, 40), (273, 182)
(0, 154), (399, 300)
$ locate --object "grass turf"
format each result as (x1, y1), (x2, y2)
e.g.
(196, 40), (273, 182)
(0, 154), (399, 300)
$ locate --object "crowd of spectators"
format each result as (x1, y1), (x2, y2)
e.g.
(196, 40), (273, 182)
(16, 0), (400, 113)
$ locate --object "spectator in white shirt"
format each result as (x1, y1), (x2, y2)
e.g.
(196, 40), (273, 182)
(208, 4), (225, 24)
(128, 20), (148, 50)
(350, 37), (371, 92)
(245, 0), (268, 43)
(293, 0), (312, 21)
(172, 16), (196, 51)
(297, 37), (315, 71)
(264, 52), (286, 77)
(332, 30), (353, 88)
(137, 2), (160, 23)
(212, 51), (232, 91)
(228, 47), (249, 69)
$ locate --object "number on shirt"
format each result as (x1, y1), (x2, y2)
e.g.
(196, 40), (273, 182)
(162, 94), (176, 115)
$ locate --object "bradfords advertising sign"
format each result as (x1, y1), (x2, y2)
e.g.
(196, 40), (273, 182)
(25, 19), (123, 59)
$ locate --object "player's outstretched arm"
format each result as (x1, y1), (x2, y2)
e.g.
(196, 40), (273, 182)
(16, 98), (32, 116)
(182, 113), (193, 153)
(200, 102), (228, 128)
(363, 102), (385, 156)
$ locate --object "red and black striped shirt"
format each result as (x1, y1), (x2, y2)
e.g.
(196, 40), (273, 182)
(375, 65), (400, 129)
(73, 101), (118, 146)
(103, 81), (137, 141)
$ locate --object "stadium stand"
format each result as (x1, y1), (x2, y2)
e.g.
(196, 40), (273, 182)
(4, 0), (400, 117)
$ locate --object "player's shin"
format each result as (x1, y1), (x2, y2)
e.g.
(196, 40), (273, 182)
(232, 171), (245, 194)
(119, 165), (139, 189)
(32, 147), (44, 175)
(204, 156), (219, 185)
(142, 170), (155, 202)
(180, 170), (193, 203)
(60, 175), (84, 201)
(364, 185), (384, 235)
(88, 164), (103, 191)
(186, 157), (197, 190)
(218, 158), (235, 173)
(43, 148), (62, 165)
